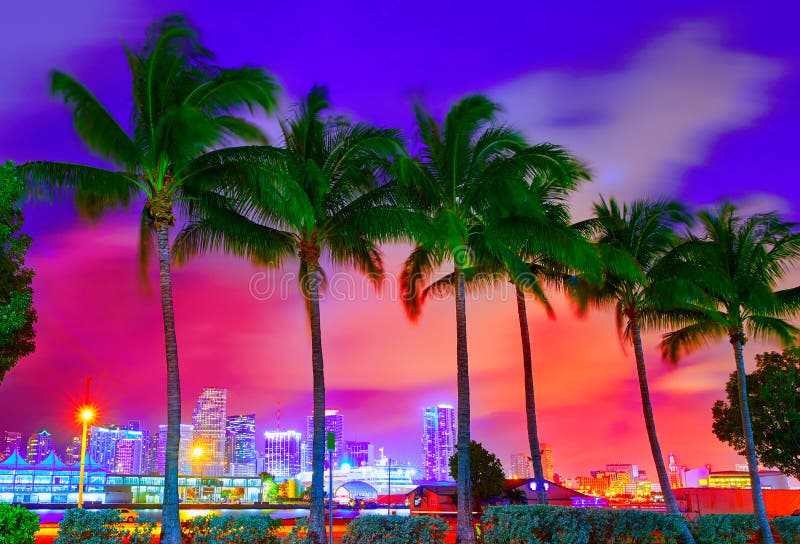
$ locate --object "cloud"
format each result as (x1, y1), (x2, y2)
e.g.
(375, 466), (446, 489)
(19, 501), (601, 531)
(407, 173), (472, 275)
(489, 22), (783, 219)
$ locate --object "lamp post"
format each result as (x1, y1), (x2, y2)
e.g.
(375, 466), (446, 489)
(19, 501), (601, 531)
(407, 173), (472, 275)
(77, 407), (94, 508)
(193, 447), (204, 504)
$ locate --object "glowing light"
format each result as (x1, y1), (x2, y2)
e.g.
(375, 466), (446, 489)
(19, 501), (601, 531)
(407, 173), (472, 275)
(75, 404), (96, 424)
(193, 447), (203, 458)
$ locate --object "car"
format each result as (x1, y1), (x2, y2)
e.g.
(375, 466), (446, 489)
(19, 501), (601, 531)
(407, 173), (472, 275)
(116, 508), (139, 523)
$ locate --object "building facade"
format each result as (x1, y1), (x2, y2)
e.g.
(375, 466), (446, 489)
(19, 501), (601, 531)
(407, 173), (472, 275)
(541, 443), (554, 481)
(344, 441), (373, 468)
(26, 430), (54, 464)
(63, 436), (82, 465)
(2, 431), (22, 460)
(304, 410), (344, 470)
(157, 424), (194, 475)
(225, 414), (256, 476)
(89, 426), (144, 473)
(421, 405), (456, 481)
(264, 430), (302, 480)
(191, 388), (228, 477)
(510, 453), (533, 479)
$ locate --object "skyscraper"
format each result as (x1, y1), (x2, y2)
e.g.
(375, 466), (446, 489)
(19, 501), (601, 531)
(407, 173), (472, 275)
(225, 414), (256, 476)
(143, 433), (160, 474)
(421, 404), (456, 481)
(192, 388), (228, 476)
(344, 441), (373, 468)
(2, 431), (23, 459)
(510, 453), (533, 479)
(668, 453), (684, 489)
(157, 424), (194, 475)
(64, 436), (82, 465)
(26, 430), (54, 463)
(89, 426), (144, 472)
(541, 443), (554, 481)
(305, 410), (344, 469)
(264, 430), (302, 479)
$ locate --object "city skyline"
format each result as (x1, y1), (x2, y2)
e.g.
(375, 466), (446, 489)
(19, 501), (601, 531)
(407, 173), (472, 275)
(1, 1), (799, 481)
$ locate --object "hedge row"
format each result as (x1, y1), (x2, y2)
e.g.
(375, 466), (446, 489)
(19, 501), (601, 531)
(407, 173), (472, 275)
(774, 516), (800, 544)
(342, 515), (449, 544)
(54, 509), (156, 544)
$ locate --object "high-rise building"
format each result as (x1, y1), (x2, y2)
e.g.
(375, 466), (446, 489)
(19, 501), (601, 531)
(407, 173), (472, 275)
(192, 388), (228, 476)
(668, 453), (684, 489)
(510, 453), (533, 479)
(114, 438), (143, 474)
(344, 441), (373, 468)
(64, 436), (82, 465)
(157, 424), (194, 475)
(541, 443), (554, 481)
(225, 414), (256, 476)
(264, 430), (302, 480)
(89, 426), (144, 472)
(143, 433), (160, 474)
(26, 430), (54, 463)
(606, 463), (639, 481)
(421, 404), (456, 481)
(2, 431), (23, 459)
(305, 410), (344, 469)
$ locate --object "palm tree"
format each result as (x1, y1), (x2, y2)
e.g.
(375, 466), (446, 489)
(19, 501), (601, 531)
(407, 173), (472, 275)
(400, 95), (585, 544)
(572, 197), (697, 544)
(19, 16), (279, 544)
(660, 203), (800, 544)
(172, 86), (407, 544)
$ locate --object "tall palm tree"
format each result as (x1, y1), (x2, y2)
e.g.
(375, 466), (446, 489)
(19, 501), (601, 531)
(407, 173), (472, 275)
(172, 86), (407, 544)
(572, 197), (697, 544)
(660, 203), (800, 544)
(400, 95), (585, 544)
(19, 16), (278, 543)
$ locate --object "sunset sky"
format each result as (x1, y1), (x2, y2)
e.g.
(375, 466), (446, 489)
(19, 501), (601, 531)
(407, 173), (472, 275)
(1, 0), (799, 479)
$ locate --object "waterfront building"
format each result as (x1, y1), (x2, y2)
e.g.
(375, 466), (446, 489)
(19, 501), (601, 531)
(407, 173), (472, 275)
(192, 388), (227, 476)
(225, 414), (256, 476)
(304, 410), (344, 469)
(344, 441), (373, 468)
(264, 430), (302, 480)
(421, 404), (456, 481)
(157, 424), (194, 475)
(89, 426), (143, 473)
(26, 430), (54, 464)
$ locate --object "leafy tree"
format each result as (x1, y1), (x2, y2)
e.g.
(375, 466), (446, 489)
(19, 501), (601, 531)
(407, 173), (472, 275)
(661, 203), (800, 544)
(449, 441), (506, 507)
(712, 349), (800, 479)
(0, 161), (36, 383)
(172, 87), (406, 543)
(19, 16), (278, 544)
(400, 95), (580, 544)
(573, 197), (696, 544)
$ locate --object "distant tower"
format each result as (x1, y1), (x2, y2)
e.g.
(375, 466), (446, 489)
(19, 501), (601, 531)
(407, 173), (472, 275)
(305, 410), (344, 469)
(421, 404), (456, 481)
(510, 453), (534, 479)
(157, 424), (195, 475)
(2, 431), (23, 459)
(143, 433), (160, 474)
(26, 430), (54, 463)
(668, 453), (684, 489)
(192, 388), (228, 476)
(226, 414), (257, 476)
(344, 441), (373, 467)
(64, 436), (82, 465)
(540, 443), (554, 481)
(264, 430), (302, 479)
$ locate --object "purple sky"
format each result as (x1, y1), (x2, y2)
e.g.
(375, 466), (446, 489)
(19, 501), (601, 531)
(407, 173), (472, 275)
(1, 1), (799, 479)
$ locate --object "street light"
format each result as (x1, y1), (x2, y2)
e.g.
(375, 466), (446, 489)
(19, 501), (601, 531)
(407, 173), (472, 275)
(77, 405), (94, 508)
(193, 447), (203, 504)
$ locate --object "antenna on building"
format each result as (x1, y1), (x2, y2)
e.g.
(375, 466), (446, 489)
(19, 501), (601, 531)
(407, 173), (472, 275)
(276, 404), (282, 431)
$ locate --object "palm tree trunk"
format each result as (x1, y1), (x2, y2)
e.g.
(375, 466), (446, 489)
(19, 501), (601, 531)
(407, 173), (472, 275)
(732, 338), (774, 544)
(515, 287), (547, 505)
(306, 268), (327, 544)
(454, 268), (476, 544)
(156, 225), (182, 544)
(631, 318), (695, 544)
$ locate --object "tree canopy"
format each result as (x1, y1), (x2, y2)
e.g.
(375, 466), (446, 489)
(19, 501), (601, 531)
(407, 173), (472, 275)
(449, 440), (506, 505)
(0, 161), (36, 383)
(712, 349), (800, 479)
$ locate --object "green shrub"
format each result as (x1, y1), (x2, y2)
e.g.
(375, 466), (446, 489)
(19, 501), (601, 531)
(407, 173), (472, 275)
(689, 514), (758, 544)
(282, 519), (317, 544)
(0, 503), (39, 544)
(773, 516), (800, 544)
(342, 515), (450, 544)
(55, 509), (124, 544)
(124, 521), (158, 544)
(181, 513), (282, 544)
(481, 505), (685, 544)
